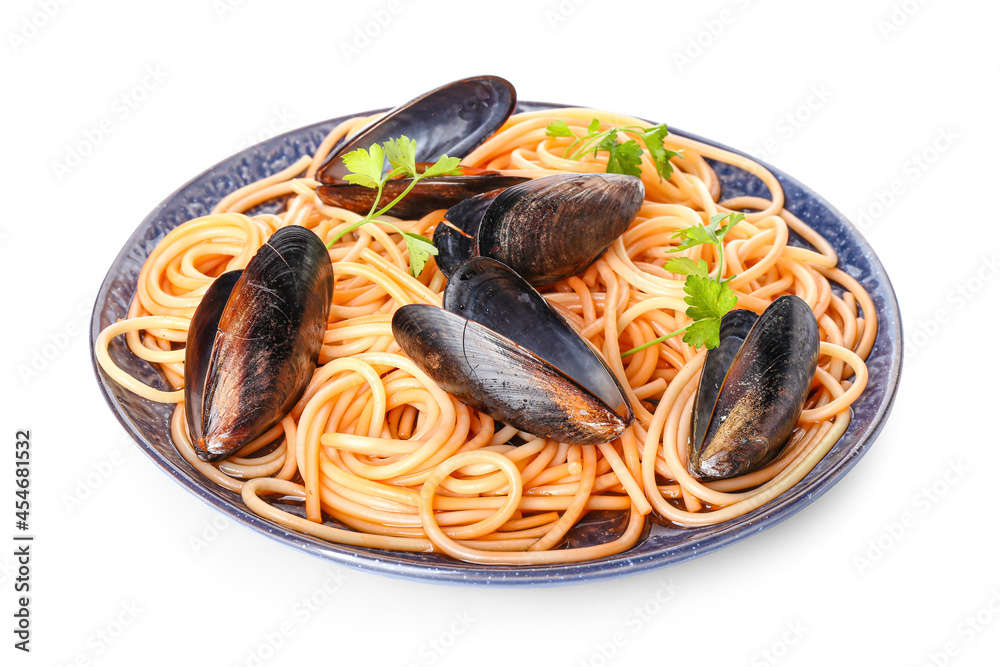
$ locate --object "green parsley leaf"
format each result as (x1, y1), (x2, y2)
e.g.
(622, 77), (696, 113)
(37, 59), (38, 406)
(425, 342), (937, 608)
(618, 274), (737, 355)
(403, 232), (438, 277)
(341, 143), (385, 188)
(420, 155), (462, 179)
(664, 257), (710, 277)
(383, 136), (418, 178)
(559, 119), (681, 183)
(682, 317), (726, 350)
(545, 120), (576, 138)
(714, 211), (745, 238)
(622, 212), (745, 355)
(640, 124), (679, 180)
(604, 139), (644, 177)
(329, 137), (461, 276)
(707, 211), (730, 227)
(641, 124), (669, 148)
(595, 132), (617, 154)
(683, 274), (738, 323)
(670, 224), (717, 252)
(680, 275), (738, 348)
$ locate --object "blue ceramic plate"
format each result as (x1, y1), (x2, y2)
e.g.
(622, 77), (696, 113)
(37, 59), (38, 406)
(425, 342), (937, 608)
(90, 101), (902, 586)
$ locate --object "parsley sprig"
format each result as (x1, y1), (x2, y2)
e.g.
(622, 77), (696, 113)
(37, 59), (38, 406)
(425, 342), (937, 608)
(622, 212), (745, 355)
(545, 119), (681, 181)
(325, 136), (461, 276)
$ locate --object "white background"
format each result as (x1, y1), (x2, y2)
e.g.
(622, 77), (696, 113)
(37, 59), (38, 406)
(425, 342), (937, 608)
(3, 0), (998, 665)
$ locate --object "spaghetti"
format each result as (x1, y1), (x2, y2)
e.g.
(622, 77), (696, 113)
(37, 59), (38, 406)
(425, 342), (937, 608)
(95, 107), (874, 564)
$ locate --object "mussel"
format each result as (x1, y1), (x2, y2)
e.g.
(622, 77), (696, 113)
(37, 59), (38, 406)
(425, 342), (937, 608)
(316, 75), (528, 219)
(184, 225), (334, 462)
(687, 295), (820, 481)
(392, 257), (634, 445)
(434, 173), (645, 285)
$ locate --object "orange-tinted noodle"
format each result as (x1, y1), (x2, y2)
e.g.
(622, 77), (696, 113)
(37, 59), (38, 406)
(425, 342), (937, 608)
(94, 108), (874, 564)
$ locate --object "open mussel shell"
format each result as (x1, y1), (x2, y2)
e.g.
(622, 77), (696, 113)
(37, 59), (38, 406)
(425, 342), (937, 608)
(317, 166), (526, 220)
(432, 188), (503, 278)
(316, 75), (528, 218)
(690, 309), (758, 453)
(391, 257), (633, 445)
(184, 226), (334, 462)
(318, 75), (517, 182)
(434, 173), (645, 285)
(184, 269), (242, 450)
(688, 295), (820, 481)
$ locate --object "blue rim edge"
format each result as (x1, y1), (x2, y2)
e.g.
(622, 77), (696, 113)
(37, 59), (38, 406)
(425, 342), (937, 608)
(89, 101), (903, 587)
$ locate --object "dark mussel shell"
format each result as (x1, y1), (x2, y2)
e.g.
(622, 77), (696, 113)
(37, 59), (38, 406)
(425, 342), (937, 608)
(688, 295), (820, 481)
(318, 76), (517, 183)
(316, 75), (528, 219)
(184, 226), (334, 462)
(392, 257), (633, 445)
(690, 309), (758, 453)
(317, 165), (526, 220)
(434, 173), (645, 285)
(432, 188), (504, 278)
(184, 269), (242, 451)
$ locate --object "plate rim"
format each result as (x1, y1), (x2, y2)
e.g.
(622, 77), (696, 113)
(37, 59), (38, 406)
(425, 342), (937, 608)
(89, 100), (904, 587)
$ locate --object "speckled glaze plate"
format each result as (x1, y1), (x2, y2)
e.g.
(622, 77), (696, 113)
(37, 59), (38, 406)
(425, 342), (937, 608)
(90, 101), (902, 586)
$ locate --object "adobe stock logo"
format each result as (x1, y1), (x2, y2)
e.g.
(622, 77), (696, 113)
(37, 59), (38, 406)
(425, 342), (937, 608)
(544, 0), (591, 30)
(235, 107), (296, 151)
(231, 569), (351, 667)
(876, 0), (931, 40)
(55, 601), (144, 666)
(751, 85), (834, 162)
(671, 0), (755, 73)
(751, 621), (808, 667)
(7, 0), (72, 53)
(17, 299), (92, 385)
(61, 448), (131, 514)
(920, 589), (1000, 667)
(855, 126), (958, 232)
(50, 66), (168, 182)
(406, 612), (475, 667)
(339, 1), (407, 63)
(213, 0), (249, 20)
(903, 254), (998, 362)
(853, 460), (968, 574)
(577, 579), (681, 667)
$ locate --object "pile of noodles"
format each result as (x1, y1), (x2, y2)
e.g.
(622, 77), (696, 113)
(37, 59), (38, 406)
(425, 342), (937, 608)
(95, 108), (873, 565)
